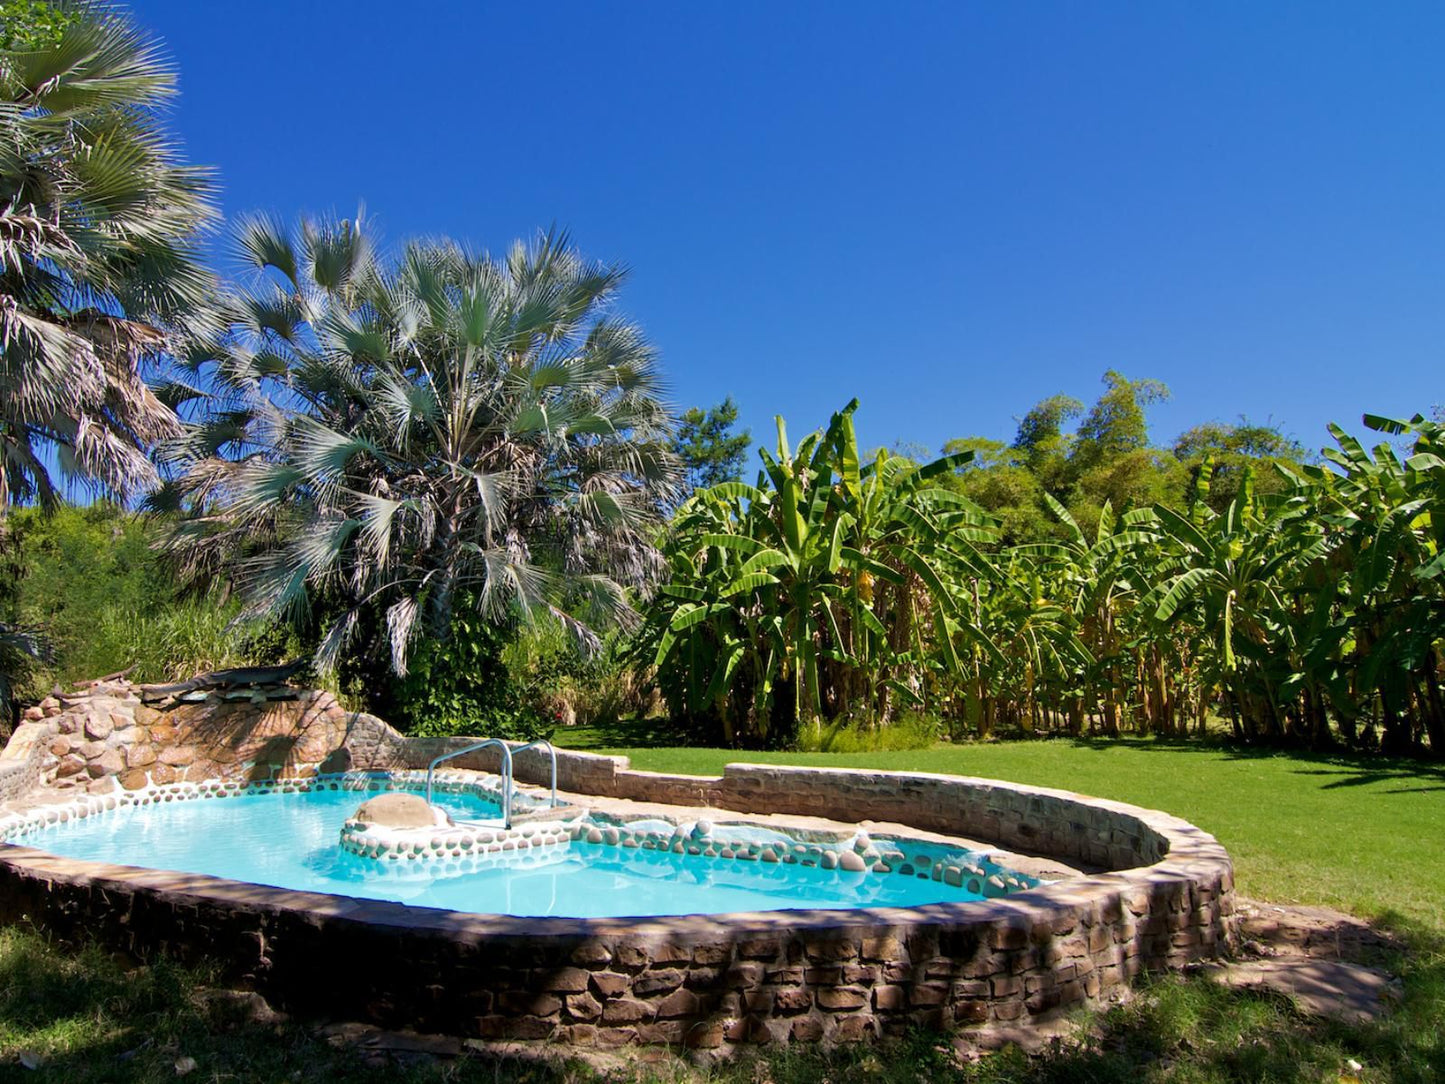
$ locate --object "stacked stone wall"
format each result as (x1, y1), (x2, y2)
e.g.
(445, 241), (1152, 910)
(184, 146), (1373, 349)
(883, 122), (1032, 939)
(13, 682), (401, 794)
(382, 745), (1167, 871)
(0, 830), (1231, 1050)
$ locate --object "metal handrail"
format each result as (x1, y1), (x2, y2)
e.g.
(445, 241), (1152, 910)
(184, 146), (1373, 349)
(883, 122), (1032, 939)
(426, 739), (514, 828)
(510, 738), (558, 809)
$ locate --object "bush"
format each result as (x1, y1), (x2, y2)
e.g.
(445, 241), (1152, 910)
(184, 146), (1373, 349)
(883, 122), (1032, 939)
(2, 504), (287, 694)
(506, 620), (660, 729)
(387, 612), (552, 741)
(793, 711), (942, 753)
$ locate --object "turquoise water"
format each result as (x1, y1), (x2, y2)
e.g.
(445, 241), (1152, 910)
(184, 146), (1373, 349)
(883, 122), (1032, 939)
(8, 789), (995, 917)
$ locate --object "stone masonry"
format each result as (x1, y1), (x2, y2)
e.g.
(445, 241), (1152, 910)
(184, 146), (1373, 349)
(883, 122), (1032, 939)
(0, 681), (1237, 1053)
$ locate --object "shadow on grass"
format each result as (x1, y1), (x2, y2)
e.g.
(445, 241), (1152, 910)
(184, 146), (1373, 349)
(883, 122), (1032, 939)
(555, 715), (693, 751)
(1038, 733), (1445, 792)
(0, 927), (587, 1084)
(743, 972), (1433, 1084)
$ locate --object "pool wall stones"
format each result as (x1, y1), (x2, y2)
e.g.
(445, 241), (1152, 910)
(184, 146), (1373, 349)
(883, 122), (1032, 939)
(0, 681), (1237, 1052)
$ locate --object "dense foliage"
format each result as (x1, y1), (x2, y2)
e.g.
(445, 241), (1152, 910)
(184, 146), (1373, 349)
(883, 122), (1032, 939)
(942, 371), (1307, 543)
(648, 401), (1445, 756)
(0, 0), (77, 51)
(642, 400), (990, 745)
(0, 504), (277, 695)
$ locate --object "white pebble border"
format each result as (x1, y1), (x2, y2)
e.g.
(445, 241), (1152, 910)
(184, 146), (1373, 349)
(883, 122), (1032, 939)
(576, 818), (1041, 898)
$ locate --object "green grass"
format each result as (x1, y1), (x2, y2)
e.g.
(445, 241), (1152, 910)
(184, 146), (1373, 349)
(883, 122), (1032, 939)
(558, 724), (1445, 930)
(0, 730), (1441, 1081)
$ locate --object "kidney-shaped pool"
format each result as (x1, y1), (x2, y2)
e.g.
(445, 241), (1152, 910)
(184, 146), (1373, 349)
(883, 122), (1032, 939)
(1, 776), (1045, 918)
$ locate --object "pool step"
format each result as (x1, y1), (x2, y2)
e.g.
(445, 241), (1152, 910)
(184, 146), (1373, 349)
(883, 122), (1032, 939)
(338, 810), (583, 865)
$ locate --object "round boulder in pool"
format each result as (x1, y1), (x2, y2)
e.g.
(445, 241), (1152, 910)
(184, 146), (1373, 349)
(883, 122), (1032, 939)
(352, 791), (448, 829)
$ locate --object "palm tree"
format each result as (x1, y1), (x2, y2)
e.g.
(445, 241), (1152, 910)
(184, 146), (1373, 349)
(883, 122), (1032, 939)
(0, 5), (216, 511)
(158, 217), (680, 677)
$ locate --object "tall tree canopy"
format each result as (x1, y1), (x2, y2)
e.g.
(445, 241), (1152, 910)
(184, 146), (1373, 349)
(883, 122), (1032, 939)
(0, 1), (215, 511)
(160, 220), (680, 678)
(671, 396), (751, 494)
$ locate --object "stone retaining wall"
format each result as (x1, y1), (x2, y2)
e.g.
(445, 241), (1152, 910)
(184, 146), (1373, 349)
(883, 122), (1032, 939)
(0, 683), (1236, 1052)
(13, 681), (384, 793)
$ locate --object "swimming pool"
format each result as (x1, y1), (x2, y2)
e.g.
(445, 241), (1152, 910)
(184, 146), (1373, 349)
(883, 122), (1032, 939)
(2, 777), (1038, 917)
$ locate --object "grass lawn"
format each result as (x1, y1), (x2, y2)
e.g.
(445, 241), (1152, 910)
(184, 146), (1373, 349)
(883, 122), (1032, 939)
(0, 731), (1440, 1082)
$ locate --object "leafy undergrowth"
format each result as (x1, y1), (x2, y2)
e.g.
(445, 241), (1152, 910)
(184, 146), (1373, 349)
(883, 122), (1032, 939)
(0, 924), (1439, 1083)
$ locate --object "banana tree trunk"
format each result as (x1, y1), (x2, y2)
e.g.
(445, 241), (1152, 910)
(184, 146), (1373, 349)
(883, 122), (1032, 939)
(1421, 648), (1445, 757)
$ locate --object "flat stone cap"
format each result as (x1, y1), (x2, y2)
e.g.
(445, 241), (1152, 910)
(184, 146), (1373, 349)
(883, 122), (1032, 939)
(352, 793), (448, 829)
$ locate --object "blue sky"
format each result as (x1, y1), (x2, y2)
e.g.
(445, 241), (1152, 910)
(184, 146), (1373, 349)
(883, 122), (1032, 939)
(132, 0), (1444, 457)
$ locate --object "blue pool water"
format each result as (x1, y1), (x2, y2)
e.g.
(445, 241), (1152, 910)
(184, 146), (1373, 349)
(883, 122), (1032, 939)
(7, 789), (998, 917)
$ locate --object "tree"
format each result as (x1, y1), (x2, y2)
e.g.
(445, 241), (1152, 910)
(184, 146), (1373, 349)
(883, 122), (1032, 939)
(160, 221), (680, 690)
(1172, 419), (1307, 509)
(1071, 370), (1170, 470)
(0, 4), (216, 512)
(0, 1), (77, 51)
(938, 437), (1050, 543)
(1012, 394), (1083, 468)
(671, 397), (750, 494)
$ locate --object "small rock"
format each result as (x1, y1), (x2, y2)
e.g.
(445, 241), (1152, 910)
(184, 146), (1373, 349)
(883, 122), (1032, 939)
(175, 1055), (198, 1075)
(839, 851), (867, 872)
(83, 713), (113, 741)
(89, 749), (125, 777)
(201, 988), (286, 1025)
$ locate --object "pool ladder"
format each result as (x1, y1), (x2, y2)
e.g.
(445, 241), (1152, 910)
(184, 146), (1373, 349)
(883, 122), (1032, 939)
(424, 738), (558, 829)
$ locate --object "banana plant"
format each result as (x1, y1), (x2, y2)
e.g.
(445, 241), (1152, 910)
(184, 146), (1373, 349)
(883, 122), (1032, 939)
(1145, 468), (1325, 739)
(644, 400), (997, 745)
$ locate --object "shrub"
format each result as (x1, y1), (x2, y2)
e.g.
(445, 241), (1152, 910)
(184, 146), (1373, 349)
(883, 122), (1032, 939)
(794, 711), (941, 753)
(2, 504), (286, 694)
(387, 612), (552, 742)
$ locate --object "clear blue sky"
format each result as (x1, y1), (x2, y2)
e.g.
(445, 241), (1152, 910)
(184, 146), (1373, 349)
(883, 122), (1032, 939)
(131, 0), (1444, 456)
